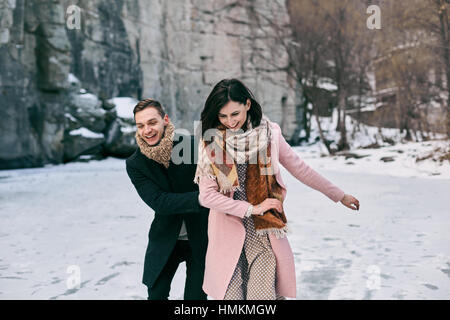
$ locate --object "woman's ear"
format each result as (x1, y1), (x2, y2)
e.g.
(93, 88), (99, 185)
(246, 99), (251, 111)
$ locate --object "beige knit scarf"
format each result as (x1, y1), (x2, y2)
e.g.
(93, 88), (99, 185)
(135, 121), (175, 168)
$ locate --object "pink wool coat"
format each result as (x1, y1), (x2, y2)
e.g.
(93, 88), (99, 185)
(198, 121), (345, 299)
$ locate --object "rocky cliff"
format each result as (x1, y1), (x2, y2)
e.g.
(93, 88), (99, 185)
(0, 0), (297, 169)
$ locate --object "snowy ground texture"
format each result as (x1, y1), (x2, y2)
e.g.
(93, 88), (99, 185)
(1, 136), (449, 300)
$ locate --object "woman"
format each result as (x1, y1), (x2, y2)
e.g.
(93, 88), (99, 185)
(194, 79), (360, 300)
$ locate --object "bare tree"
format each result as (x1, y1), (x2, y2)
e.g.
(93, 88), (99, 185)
(385, 0), (450, 138)
(285, 0), (336, 153)
(435, 0), (450, 137)
(246, 0), (334, 153)
(251, 1), (377, 153)
(316, 0), (377, 150)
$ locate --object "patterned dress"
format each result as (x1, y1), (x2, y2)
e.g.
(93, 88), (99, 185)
(223, 163), (284, 300)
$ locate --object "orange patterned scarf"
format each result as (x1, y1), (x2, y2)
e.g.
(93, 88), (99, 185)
(195, 116), (288, 238)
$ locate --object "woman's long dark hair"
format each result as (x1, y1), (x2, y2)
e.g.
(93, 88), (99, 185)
(199, 79), (263, 139)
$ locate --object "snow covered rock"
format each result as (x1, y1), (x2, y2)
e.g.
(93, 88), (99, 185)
(63, 128), (105, 162)
(103, 119), (137, 158)
(68, 93), (107, 133)
(63, 91), (138, 161)
(107, 97), (138, 125)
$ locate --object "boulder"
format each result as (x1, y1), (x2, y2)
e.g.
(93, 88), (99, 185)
(63, 128), (105, 162)
(103, 119), (137, 158)
(68, 92), (106, 133)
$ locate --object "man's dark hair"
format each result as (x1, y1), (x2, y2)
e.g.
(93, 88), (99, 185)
(133, 99), (166, 119)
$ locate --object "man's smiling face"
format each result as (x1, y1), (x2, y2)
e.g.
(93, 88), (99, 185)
(135, 107), (169, 146)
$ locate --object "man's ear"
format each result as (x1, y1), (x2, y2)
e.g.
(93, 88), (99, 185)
(163, 114), (170, 125)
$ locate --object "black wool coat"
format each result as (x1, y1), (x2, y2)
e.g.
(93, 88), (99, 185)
(126, 134), (209, 287)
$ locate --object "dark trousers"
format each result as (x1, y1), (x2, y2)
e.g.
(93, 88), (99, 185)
(147, 240), (207, 300)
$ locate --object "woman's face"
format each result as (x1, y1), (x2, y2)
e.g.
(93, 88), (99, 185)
(218, 99), (251, 131)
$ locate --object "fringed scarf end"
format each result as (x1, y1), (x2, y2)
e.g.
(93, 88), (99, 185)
(193, 174), (217, 185)
(255, 225), (289, 239)
(218, 185), (240, 194)
(193, 174), (239, 194)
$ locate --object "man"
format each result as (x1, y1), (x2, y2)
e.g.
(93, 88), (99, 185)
(126, 98), (208, 300)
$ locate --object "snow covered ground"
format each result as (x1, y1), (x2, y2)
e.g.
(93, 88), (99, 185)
(294, 139), (450, 180)
(1, 138), (449, 300)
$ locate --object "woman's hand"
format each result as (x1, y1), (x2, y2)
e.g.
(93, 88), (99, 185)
(253, 198), (283, 216)
(340, 194), (360, 211)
